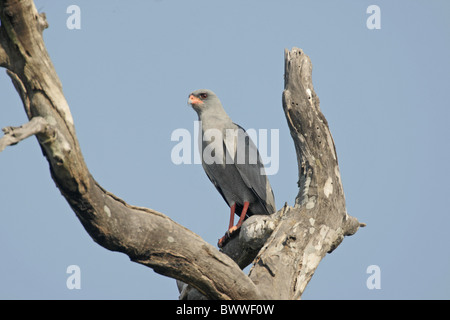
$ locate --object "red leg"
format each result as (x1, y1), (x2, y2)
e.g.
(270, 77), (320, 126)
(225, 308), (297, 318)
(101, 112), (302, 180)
(218, 202), (249, 248)
(229, 201), (249, 233)
(236, 201), (249, 229)
(228, 203), (236, 230)
(218, 204), (236, 248)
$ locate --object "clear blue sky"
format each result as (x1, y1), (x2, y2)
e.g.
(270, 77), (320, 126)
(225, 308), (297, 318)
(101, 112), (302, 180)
(1, 0), (449, 299)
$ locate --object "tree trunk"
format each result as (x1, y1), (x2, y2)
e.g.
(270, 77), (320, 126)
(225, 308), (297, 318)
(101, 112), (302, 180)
(0, 0), (363, 300)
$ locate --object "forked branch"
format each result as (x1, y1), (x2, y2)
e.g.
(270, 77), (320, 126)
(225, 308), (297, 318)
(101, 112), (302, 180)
(0, 0), (362, 300)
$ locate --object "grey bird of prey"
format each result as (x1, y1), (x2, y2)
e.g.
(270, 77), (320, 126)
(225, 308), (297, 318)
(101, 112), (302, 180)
(188, 89), (276, 247)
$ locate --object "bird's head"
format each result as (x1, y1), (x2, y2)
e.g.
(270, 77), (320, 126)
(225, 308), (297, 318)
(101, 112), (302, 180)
(188, 89), (221, 114)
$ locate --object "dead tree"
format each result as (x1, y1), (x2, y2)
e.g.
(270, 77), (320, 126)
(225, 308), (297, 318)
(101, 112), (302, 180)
(0, 0), (364, 300)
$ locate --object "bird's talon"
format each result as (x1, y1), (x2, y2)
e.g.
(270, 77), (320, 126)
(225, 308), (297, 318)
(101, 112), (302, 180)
(218, 226), (243, 248)
(218, 235), (226, 248)
(228, 226), (238, 234)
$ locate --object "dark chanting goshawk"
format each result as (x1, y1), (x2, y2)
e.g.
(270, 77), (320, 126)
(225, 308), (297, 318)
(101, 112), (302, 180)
(188, 89), (276, 247)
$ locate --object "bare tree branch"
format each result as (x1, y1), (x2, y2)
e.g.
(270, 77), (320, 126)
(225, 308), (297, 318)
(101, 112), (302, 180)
(0, 116), (49, 152)
(178, 206), (287, 299)
(245, 48), (364, 299)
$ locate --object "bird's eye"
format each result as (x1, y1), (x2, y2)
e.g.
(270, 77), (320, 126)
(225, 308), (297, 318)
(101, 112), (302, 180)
(200, 93), (208, 99)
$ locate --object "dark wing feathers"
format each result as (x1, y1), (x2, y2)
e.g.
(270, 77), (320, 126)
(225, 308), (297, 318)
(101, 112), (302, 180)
(203, 167), (230, 207)
(229, 124), (276, 215)
(201, 123), (276, 217)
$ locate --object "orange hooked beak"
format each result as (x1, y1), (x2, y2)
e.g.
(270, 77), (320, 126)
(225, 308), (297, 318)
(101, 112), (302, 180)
(188, 94), (204, 105)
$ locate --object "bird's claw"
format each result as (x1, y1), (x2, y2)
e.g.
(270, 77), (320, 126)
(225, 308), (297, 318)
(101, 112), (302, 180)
(217, 226), (241, 248)
(228, 226), (238, 234)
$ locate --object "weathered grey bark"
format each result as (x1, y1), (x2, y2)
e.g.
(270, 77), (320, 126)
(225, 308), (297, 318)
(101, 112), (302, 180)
(0, 0), (363, 300)
(245, 48), (363, 299)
